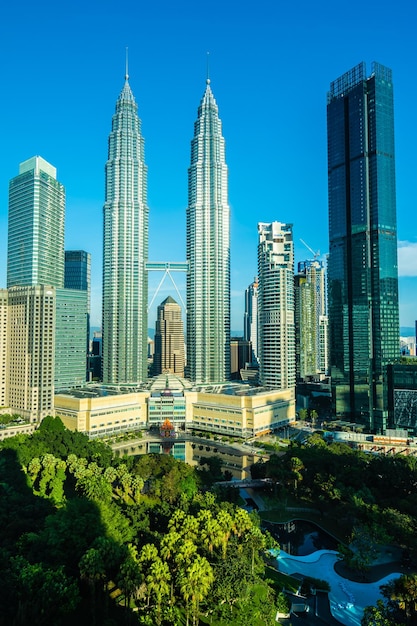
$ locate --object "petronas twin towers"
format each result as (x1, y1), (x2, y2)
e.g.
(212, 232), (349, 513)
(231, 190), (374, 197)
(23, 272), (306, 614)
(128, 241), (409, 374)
(102, 73), (230, 385)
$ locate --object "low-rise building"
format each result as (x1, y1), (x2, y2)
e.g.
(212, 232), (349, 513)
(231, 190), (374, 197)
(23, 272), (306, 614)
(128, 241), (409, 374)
(54, 378), (295, 440)
(55, 387), (149, 438)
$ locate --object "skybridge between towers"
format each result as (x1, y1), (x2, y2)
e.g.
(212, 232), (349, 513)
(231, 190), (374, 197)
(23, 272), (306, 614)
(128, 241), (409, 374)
(146, 261), (188, 313)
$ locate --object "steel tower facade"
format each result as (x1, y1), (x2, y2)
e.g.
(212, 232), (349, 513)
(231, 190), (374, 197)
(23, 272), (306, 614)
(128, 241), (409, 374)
(186, 79), (230, 383)
(102, 75), (149, 384)
(327, 62), (399, 432)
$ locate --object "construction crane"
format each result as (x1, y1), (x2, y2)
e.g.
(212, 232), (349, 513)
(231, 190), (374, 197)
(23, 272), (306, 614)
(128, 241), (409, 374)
(300, 238), (320, 260)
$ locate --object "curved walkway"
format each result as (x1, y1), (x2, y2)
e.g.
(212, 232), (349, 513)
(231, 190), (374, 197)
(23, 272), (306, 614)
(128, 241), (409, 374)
(275, 549), (402, 626)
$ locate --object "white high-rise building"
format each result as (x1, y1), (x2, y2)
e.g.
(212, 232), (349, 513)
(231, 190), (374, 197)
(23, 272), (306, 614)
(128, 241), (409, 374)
(258, 222), (295, 390)
(186, 78), (230, 383)
(102, 72), (149, 384)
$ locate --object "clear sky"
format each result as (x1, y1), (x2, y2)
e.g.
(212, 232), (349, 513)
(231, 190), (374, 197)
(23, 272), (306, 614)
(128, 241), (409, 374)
(0, 0), (416, 333)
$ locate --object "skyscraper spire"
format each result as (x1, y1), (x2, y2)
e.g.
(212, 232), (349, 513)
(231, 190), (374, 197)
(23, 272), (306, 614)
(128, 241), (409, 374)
(102, 69), (149, 384)
(186, 75), (230, 383)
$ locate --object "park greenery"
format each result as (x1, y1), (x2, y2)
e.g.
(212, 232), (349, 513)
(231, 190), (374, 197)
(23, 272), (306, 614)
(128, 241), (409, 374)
(255, 434), (417, 623)
(0, 417), (281, 625)
(3, 418), (417, 624)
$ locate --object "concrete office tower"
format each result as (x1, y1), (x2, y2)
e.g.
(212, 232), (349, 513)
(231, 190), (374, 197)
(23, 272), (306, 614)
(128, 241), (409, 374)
(327, 62), (400, 433)
(0, 290), (8, 407)
(244, 279), (259, 364)
(102, 71), (149, 384)
(295, 260), (328, 380)
(258, 222), (295, 390)
(153, 296), (185, 377)
(7, 156), (65, 289)
(186, 78), (230, 383)
(7, 285), (55, 422)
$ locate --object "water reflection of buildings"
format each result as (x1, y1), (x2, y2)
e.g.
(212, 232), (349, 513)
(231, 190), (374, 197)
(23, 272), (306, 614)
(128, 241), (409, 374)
(113, 439), (255, 480)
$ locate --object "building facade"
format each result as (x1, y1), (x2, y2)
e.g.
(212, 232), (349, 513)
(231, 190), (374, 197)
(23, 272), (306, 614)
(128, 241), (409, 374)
(153, 296), (185, 377)
(230, 338), (252, 380)
(55, 288), (88, 391)
(102, 72), (149, 384)
(55, 381), (295, 440)
(244, 278), (259, 364)
(327, 62), (400, 432)
(64, 250), (91, 294)
(7, 156), (65, 289)
(0, 290), (8, 408)
(258, 222), (296, 391)
(294, 260), (328, 380)
(65, 249), (91, 373)
(7, 285), (56, 421)
(186, 78), (230, 383)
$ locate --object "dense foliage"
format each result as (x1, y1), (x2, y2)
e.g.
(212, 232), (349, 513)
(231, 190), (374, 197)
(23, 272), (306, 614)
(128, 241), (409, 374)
(0, 418), (280, 625)
(257, 436), (417, 558)
(257, 435), (417, 623)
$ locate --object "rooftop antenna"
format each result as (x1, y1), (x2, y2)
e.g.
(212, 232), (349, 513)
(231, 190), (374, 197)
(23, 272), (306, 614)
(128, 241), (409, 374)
(125, 46), (129, 81)
(206, 51), (210, 84)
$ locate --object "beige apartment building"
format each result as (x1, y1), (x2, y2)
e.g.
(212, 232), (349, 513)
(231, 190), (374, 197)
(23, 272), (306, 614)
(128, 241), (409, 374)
(7, 286), (56, 422)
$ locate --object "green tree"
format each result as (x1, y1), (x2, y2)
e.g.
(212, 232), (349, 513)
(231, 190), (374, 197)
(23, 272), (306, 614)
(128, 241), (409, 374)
(381, 574), (417, 624)
(289, 456), (304, 491)
(298, 408), (308, 421)
(117, 544), (144, 611)
(179, 554), (214, 626)
(146, 557), (171, 626)
(11, 557), (80, 626)
(361, 599), (394, 625)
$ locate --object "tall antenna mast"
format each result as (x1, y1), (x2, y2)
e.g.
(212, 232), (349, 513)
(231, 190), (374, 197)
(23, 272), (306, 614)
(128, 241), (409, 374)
(125, 46), (129, 80)
(206, 51), (210, 84)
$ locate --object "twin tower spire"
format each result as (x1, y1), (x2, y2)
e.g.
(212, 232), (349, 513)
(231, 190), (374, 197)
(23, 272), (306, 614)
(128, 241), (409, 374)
(102, 67), (230, 385)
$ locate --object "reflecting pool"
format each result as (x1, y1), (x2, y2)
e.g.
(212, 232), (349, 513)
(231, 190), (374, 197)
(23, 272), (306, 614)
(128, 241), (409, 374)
(112, 438), (256, 480)
(263, 519), (338, 555)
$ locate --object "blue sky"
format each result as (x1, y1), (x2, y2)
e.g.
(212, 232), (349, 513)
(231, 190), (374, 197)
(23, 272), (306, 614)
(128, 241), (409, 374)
(0, 0), (416, 333)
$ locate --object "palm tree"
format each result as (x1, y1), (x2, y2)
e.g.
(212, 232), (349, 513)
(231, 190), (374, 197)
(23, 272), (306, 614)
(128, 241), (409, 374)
(138, 543), (159, 607)
(160, 530), (182, 602)
(146, 557), (171, 626)
(117, 544), (143, 611)
(382, 574), (417, 624)
(216, 509), (234, 558)
(178, 555), (214, 626)
(289, 456), (304, 491)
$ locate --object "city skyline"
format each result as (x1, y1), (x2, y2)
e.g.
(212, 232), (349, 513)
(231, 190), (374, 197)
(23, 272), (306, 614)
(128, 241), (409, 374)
(0, 0), (416, 332)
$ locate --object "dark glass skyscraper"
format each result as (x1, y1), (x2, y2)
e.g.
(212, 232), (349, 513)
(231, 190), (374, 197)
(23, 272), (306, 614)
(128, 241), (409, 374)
(327, 62), (399, 433)
(65, 250), (91, 363)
